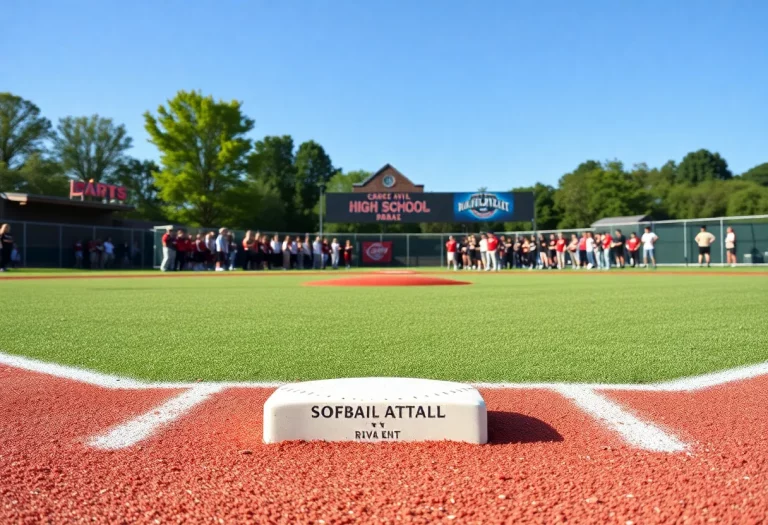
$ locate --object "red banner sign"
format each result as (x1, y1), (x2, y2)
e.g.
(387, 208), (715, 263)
(361, 241), (393, 264)
(70, 180), (128, 201)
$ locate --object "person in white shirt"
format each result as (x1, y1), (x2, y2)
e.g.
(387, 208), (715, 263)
(103, 238), (115, 269)
(641, 227), (658, 268)
(290, 237), (299, 269)
(725, 226), (737, 267)
(281, 235), (291, 269)
(215, 228), (229, 271)
(312, 236), (323, 269)
(478, 233), (488, 271)
(584, 233), (595, 269)
(271, 234), (281, 269)
(331, 238), (341, 269)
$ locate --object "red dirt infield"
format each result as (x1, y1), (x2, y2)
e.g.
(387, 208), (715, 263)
(2, 365), (767, 523)
(305, 275), (472, 286)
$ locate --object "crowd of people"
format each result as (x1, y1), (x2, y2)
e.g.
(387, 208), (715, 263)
(443, 225), (735, 270)
(72, 238), (141, 270)
(159, 228), (355, 272)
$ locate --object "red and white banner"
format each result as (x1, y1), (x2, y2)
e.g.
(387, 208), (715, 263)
(361, 241), (393, 264)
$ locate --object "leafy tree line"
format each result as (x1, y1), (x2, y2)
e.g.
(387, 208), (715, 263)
(2, 91), (767, 233)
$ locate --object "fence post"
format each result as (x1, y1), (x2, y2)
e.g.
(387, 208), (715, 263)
(23, 222), (27, 268)
(406, 234), (410, 268)
(440, 235), (444, 269)
(719, 218), (724, 267)
(58, 225), (63, 268)
(683, 221), (688, 266)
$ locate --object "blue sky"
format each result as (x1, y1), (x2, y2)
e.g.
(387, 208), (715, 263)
(3, 0), (766, 191)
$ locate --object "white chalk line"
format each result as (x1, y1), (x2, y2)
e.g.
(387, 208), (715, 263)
(2, 351), (767, 392)
(554, 385), (688, 453)
(2, 351), (767, 452)
(88, 384), (226, 450)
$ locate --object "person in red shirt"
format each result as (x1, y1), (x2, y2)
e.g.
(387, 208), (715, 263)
(601, 231), (613, 269)
(343, 240), (354, 269)
(555, 233), (567, 269)
(577, 233), (588, 268)
(160, 227), (175, 271)
(485, 232), (499, 271)
(627, 232), (641, 267)
(445, 235), (458, 271)
(74, 240), (84, 269)
(174, 230), (188, 271)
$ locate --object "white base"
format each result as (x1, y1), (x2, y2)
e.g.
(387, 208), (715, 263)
(263, 377), (488, 444)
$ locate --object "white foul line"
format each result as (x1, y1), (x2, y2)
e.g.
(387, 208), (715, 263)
(87, 384), (226, 450)
(554, 385), (688, 452)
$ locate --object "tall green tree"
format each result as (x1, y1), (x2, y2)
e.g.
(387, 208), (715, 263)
(248, 135), (297, 225)
(741, 162), (768, 187)
(52, 115), (132, 182)
(0, 93), (52, 169)
(0, 153), (69, 196)
(294, 140), (336, 232)
(144, 91), (254, 226)
(108, 159), (165, 221)
(676, 149), (732, 184)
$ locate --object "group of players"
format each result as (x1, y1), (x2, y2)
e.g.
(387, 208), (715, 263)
(444, 228), (661, 271)
(161, 227), (355, 272)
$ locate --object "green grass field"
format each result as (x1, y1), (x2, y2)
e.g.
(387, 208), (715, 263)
(2, 270), (767, 384)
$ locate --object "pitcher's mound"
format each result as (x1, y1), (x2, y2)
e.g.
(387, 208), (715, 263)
(305, 275), (471, 287)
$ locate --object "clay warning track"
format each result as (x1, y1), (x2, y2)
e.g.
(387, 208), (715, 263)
(1, 367), (767, 523)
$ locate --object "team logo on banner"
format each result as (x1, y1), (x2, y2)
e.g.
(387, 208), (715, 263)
(454, 192), (514, 221)
(362, 241), (393, 263)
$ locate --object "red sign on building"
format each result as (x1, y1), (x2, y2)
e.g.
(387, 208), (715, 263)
(70, 180), (128, 201)
(361, 241), (393, 264)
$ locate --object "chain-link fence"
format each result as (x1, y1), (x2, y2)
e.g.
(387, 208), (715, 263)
(2, 215), (766, 269)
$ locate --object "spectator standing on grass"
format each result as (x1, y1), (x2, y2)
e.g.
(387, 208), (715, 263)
(537, 235), (549, 269)
(486, 233), (499, 271)
(627, 233), (641, 268)
(725, 227), (737, 267)
(601, 231), (613, 269)
(302, 234), (312, 269)
(555, 233), (566, 270)
(312, 236), (323, 269)
(74, 240), (84, 269)
(548, 234), (557, 269)
(612, 229), (626, 268)
(103, 238), (115, 269)
(290, 237), (299, 269)
(344, 240), (354, 269)
(331, 238), (341, 269)
(205, 232), (216, 270)
(567, 234), (579, 269)
(445, 235), (458, 270)
(695, 226), (716, 267)
(594, 233), (604, 269)
(641, 227), (658, 269)
(175, 230), (188, 271)
(215, 228), (228, 271)
(282, 235), (291, 270)
(479, 233), (488, 270)
(322, 238), (331, 269)
(161, 227), (175, 272)
(228, 234), (238, 271)
(271, 234), (281, 269)
(242, 231), (253, 271)
(578, 233), (588, 268)
(585, 232), (596, 269)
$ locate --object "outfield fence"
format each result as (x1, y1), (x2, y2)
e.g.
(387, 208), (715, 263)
(2, 215), (767, 269)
